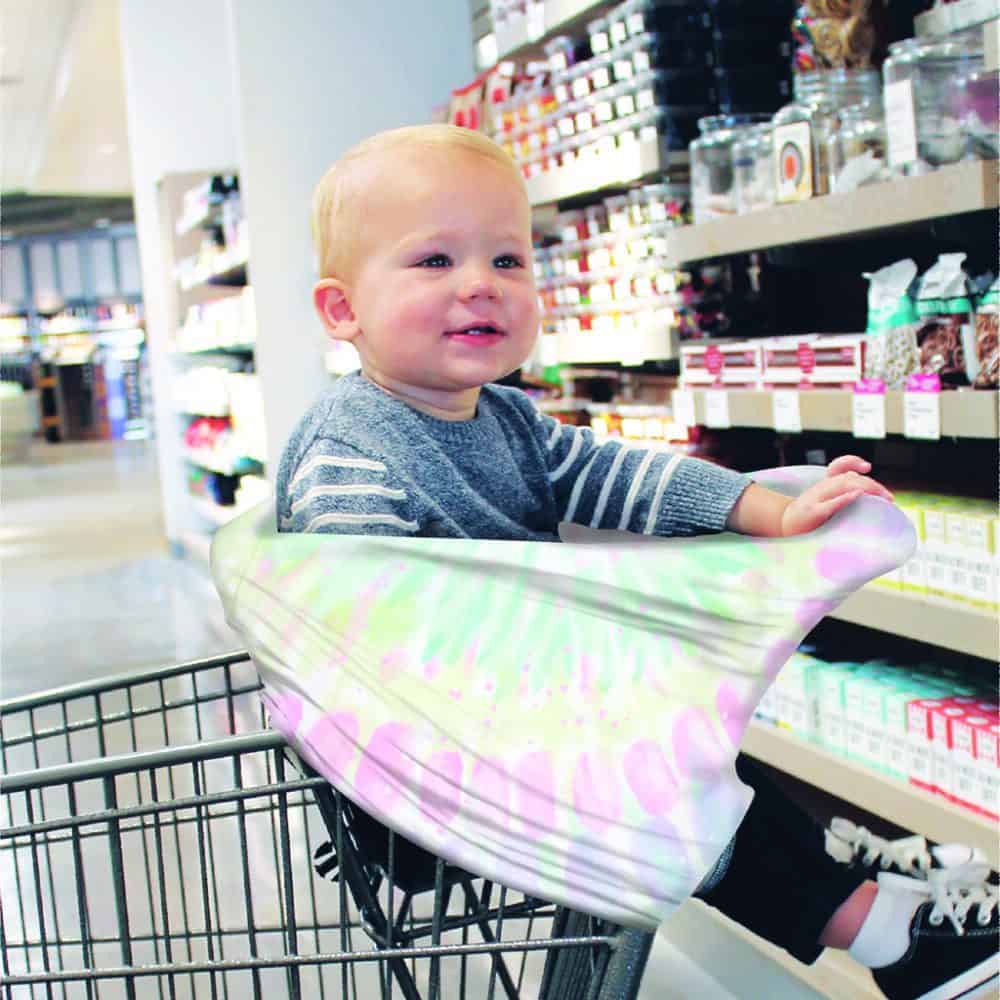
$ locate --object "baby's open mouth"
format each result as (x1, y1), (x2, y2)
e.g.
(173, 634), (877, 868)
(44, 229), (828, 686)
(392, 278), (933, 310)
(445, 323), (504, 337)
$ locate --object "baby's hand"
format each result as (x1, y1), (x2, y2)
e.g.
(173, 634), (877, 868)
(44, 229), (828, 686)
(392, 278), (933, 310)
(780, 456), (894, 537)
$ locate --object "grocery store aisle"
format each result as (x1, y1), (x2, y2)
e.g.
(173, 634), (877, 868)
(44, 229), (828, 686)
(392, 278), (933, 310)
(1, 439), (238, 699)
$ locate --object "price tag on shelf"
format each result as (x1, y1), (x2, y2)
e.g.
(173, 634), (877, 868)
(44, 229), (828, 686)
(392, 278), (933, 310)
(671, 388), (696, 428)
(772, 389), (802, 433)
(903, 373), (941, 440)
(852, 378), (887, 439)
(704, 389), (731, 429)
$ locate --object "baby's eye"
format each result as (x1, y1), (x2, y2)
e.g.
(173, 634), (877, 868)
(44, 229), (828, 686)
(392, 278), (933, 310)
(494, 254), (524, 270)
(416, 254), (451, 268)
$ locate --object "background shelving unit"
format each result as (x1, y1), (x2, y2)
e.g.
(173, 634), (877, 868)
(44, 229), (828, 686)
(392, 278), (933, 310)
(490, 7), (999, 993)
(157, 171), (268, 562)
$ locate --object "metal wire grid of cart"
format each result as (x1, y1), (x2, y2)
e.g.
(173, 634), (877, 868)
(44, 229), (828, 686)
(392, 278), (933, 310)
(1, 651), (654, 999)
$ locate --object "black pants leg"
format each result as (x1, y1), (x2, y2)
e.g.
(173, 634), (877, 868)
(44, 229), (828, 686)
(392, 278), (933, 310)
(693, 753), (869, 965)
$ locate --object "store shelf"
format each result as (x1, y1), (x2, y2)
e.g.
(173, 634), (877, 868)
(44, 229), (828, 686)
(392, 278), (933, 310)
(742, 721), (1000, 868)
(665, 900), (881, 1000)
(831, 587), (998, 661)
(189, 496), (241, 526)
(184, 451), (263, 477)
(668, 161), (998, 264)
(495, 0), (605, 61)
(683, 387), (999, 440)
(554, 324), (678, 364)
(526, 137), (686, 206)
(915, 0), (996, 36)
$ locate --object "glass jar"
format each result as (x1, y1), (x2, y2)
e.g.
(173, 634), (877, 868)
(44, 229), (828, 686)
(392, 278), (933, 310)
(882, 31), (984, 176)
(954, 69), (999, 161)
(827, 99), (888, 194)
(733, 123), (775, 214)
(772, 69), (881, 201)
(690, 114), (771, 223)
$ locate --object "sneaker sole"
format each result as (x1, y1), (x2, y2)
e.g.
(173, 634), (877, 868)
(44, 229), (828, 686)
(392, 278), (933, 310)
(915, 951), (999, 1000)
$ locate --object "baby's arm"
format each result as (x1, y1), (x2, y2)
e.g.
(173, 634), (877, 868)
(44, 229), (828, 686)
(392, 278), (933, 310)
(538, 410), (750, 536)
(726, 456), (894, 538)
(280, 439), (421, 535)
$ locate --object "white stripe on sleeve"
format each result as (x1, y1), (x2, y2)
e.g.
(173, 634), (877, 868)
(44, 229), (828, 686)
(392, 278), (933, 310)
(289, 454), (387, 492)
(562, 452), (599, 523)
(547, 428), (584, 483)
(642, 453), (684, 534)
(547, 421), (563, 449)
(589, 443), (635, 528)
(303, 511), (419, 533)
(617, 449), (657, 530)
(290, 483), (407, 516)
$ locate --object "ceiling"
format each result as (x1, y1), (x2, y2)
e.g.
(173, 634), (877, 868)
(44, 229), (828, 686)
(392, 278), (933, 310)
(1, 0), (133, 206)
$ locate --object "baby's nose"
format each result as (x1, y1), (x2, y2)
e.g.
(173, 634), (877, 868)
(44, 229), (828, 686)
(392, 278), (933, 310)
(458, 267), (502, 301)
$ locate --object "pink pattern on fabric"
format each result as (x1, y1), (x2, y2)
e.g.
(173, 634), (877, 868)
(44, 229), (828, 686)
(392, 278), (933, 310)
(264, 691), (303, 733)
(794, 597), (838, 629)
(815, 546), (885, 586)
(354, 721), (415, 814)
(306, 711), (359, 777)
(623, 739), (679, 816)
(513, 751), (556, 833)
(762, 637), (799, 680)
(470, 757), (511, 831)
(418, 750), (463, 826)
(672, 708), (730, 779)
(715, 680), (756, 747)
(572, 751), (622, 832)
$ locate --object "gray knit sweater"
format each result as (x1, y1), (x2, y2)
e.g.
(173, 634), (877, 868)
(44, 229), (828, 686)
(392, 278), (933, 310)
(276, 372), (751, 541)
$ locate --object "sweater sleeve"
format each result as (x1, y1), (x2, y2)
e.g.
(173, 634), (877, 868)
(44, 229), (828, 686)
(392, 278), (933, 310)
(279, 439), (422, 535)
(537, 411), (751, 536)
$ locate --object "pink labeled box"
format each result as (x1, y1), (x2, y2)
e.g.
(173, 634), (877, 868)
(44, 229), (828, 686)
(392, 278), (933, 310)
(973, 722), (999, 821)
(929, 702), (968, 802)
(951, 710), (996, 816)
(762, 334), (867, 389)
(680, 341), (763, 387)
(906, 697), (943, 794)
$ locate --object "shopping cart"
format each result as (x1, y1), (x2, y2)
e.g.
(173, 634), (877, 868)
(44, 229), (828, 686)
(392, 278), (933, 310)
(1, 651), (654, 999)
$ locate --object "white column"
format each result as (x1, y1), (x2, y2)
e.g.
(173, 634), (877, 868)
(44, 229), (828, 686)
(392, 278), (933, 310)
(119, 0), (241, 545)
(226, 0), (475, 471)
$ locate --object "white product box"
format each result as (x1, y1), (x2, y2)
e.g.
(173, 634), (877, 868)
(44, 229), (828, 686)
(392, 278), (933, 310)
(951, 711), (993, 813)
(906, 698), (943, 793)
(816, 665), (854, 756)
(973, 721), (999, 820)
(929, 703), (967, 802)
(884, 688), (914, 780)
(843, 673), (871, 766)
(921, 508), (951, 598)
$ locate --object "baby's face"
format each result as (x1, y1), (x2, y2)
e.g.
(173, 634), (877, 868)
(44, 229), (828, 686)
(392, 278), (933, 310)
(346, 148), (539, 404)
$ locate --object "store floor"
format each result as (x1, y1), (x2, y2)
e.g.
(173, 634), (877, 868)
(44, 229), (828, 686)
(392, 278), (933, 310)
(0, 438), (828, 999)
(1, 438), (238, 699)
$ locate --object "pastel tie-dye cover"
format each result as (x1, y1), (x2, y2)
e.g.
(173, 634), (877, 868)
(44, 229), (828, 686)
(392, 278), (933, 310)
(211, 465), (914, 930)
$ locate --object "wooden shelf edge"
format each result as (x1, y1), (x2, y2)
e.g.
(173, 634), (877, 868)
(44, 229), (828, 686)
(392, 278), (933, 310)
(830, 587), (999, 661)
(663, 900), (881, 1000)
(742, 722), (1000, 868)
(685, 387), (999, 440)
(669, 161), (998, 264)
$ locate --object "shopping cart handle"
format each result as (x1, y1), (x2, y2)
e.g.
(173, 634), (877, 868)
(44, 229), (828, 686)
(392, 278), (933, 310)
(210, 465), (914, 930)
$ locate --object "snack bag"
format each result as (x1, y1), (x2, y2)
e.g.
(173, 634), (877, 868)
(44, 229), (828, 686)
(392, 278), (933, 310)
(972, 275), (999, 389)
(914, 252), (973, 388)
(862, 259), (920, 389)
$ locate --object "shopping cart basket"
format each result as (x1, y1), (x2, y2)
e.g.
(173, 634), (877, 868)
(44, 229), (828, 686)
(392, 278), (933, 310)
(1, 653), (654, 999)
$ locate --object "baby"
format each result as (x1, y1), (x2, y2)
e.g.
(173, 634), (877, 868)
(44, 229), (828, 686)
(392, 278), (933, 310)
(276, 124), (997, 1000)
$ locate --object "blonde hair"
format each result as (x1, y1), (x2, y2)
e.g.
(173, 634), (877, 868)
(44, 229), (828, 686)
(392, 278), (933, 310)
(311, 124), (526, 281)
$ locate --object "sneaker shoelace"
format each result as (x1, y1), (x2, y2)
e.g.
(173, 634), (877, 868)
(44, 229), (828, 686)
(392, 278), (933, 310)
(827, 818), (934, 876)
(878, 864), (1000, 936)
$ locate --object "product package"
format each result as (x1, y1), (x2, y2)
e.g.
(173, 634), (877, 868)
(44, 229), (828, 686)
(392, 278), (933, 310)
(862, 259), (920, 389)
(914, 252), (974, 387)
(971, 274), (998, 388)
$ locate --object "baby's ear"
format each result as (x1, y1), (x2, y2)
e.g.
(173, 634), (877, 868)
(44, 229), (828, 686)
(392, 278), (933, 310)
(314, 279), (359, 342)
